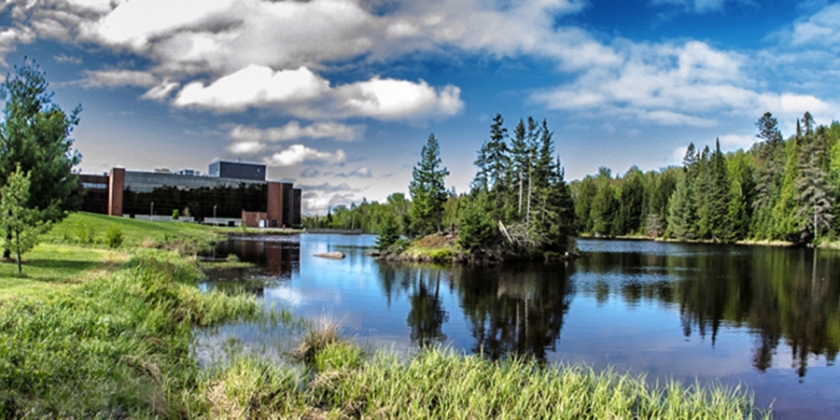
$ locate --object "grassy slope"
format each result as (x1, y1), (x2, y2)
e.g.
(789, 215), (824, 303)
(45, 211), (223, 247)
(1, 212), (224, 301)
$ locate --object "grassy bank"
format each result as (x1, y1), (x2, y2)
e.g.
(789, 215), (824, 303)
(0, 213), (772, 418)
(46, 212), (224, 252)
(203, 339), (771, 419)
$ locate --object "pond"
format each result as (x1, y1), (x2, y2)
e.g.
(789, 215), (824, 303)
(198, 234), (840, 419)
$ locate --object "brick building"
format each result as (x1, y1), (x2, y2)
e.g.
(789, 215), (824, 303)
(79, 161), (301, 228)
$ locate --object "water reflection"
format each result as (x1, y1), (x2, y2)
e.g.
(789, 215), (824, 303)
(201, 236), (840, 418)
(457, 263), (573, 361)
(574, 242), (840, 377)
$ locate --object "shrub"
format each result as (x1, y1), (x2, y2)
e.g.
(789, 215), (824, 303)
(104, 225), (124, 249)
(72, 222), (96, 244)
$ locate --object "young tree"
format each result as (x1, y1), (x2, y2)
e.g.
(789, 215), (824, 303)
(409, 134), (449, 236)
(376, 212), (401, 251)
(0, 59), (81, 258)
(1, 166), (50, 274)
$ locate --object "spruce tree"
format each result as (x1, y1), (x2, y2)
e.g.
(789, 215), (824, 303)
(709, 139), (731, 241)
(409, 134), (449, 236)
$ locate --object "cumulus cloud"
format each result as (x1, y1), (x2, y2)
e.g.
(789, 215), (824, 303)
(173, 65), (329, 112)
(335, 78), (463, 120)
(0, 27), (35, 65)
(141, 80), (180, 100)
(229, 121), (364, 143)
(226, 141), (266, 155)
(171, 64), (462, 119)
(532, 40), (840, 127)
(263, 145), (345, 166)
(789, 3), (840, 48)
(82, 69), (158, 88)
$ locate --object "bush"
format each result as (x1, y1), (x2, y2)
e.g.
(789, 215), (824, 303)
(104, 225), (124, 249)
(72, 223), (96, 244)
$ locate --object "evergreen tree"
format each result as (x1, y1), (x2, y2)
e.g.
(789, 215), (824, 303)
(667, 175), (695, 240)
(458, 191), (496, 252)
(794, 125), (834, 243)
(590, 180), (618, 236)
(1, 165), (50, 274)
(510, 119), (529, 218)
(752, 112), (784, 239)
(409, 134), (449, 236)
(574, 177), (597, 233)
(617, 166), (645, 235)
(709, 139), (731, 241)
(375, 212), (400, 251)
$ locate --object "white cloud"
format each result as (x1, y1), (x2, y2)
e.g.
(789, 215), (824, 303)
(82, 69), (158, 87)
(141, 80), (179, 100)
(53, 53), (82, 65)
(789, 3), (840, 47)
(264, 145), (345, 166)
(531, 40), (840, 127)
(172, 64), (462, 120)
(226, 141), (266, 156)
(173, 65), (329, 112)
(229, 121), (364, 143)
(0, 27), (35, 65)
(336, 78), (463, 120)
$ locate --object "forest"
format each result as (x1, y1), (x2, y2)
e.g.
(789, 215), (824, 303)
(304, 111), (840, 247)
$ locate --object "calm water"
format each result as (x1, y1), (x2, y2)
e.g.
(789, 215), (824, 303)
(199, 235), (840, 419)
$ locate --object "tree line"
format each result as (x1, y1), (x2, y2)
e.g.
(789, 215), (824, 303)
(574, 112), (840, 244)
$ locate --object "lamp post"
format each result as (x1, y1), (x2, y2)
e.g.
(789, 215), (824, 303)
(213, 204), (217, 227)
(150, 202), (154, 221)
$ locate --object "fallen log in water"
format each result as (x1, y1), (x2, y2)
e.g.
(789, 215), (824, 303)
(315, 252), (345, 259)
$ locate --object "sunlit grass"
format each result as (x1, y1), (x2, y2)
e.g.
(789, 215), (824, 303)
(0, 243), (126, 301)
(45, 211), (224, 251)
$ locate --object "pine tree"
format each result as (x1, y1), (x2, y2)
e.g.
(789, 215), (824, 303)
(752, 112), (784, 239)
(409, 134), (449, 236)
(667, 175), (695, 240)
(1, 165), (50, 275)
(709, 139), (731, 241)
(794, 125), (834, 243)
(510, 119), (529, 219)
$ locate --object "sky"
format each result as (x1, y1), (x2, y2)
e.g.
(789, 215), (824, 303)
(1, 0), (839, 214)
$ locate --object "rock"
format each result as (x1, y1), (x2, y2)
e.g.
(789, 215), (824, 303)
(315, 252), (345, 259)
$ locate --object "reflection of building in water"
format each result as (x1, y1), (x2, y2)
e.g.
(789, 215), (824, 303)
(264, 241), (300, 279)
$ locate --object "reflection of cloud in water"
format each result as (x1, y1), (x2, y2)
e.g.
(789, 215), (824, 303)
(265, 287), (305, 306)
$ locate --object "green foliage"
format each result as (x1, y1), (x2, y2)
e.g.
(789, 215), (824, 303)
(0, 59), (81, 223)
(375, 212), (400, 251)
(0, 252), (261, 417)
(171, 209), (180, 220)
(458, 191), (496, 252)
(409, 134), (450, 236)
(0, 166), (51, 274)
(104, 225), (124, 249)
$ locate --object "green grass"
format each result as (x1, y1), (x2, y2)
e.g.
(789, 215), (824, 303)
(201, 341), (771, 419)
(0, 249), (264, 418)
(45, 211), (224, 251)
(0, 244), (125, 300)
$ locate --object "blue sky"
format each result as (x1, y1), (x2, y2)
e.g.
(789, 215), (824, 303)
(1, 0), (839, 214)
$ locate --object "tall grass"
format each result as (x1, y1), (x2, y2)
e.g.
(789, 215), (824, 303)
(0, 250), (262, 418)
(302, 345), (770, 419)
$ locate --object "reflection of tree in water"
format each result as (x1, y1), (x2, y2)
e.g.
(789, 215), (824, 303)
(458, 263), (573, 362)
(407, 270), (448, 347)
(577, 244), (840, 377)
(378, 264), (450, 347)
